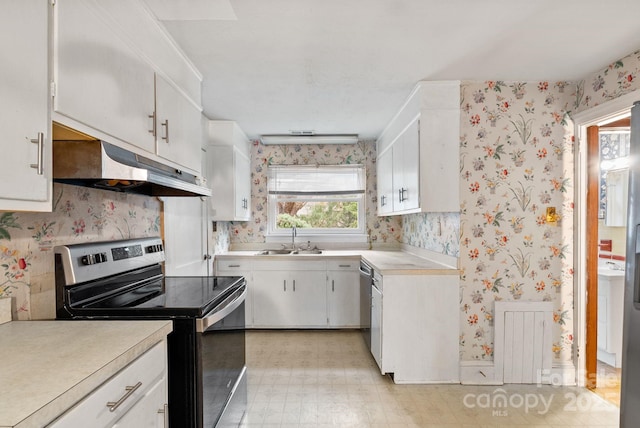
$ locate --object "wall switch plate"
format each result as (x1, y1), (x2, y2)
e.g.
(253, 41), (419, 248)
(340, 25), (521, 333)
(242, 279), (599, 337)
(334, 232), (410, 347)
(546, 207), (558, 224)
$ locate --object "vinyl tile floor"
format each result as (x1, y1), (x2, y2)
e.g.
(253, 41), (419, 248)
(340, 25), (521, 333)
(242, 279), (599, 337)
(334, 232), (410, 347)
(241, 330), (620, 427)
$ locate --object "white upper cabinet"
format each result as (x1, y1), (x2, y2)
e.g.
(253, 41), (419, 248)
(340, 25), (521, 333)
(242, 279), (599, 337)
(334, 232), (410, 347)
(155, 74), (203, 173)
(389, 117), (420, 212)
(54, 0), (156, 154)
(0, 0), (51, 211)
(376, 81), (460, 215)
(377, 148), (394, 215)
(53, 0), (203, 174)
(206, 121), (252, 221)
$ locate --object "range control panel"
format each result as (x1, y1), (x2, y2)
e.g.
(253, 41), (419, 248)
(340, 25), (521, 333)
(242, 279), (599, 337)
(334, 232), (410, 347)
(80, 252), (108, 265)
(55, 237), (165, 285)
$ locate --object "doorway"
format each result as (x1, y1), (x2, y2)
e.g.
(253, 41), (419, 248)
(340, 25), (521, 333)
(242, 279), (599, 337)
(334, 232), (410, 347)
(591, 119), (630, 406)
(573, 90), (638, 405)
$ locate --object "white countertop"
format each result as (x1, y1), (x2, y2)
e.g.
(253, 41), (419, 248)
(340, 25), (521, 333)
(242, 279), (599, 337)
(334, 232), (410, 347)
(0, 320), (173, 428)
(216, 249), (459, 275)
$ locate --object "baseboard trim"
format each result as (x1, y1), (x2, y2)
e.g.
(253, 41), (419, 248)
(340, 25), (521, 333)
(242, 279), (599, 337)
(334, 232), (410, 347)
(460, 360), (577, 386)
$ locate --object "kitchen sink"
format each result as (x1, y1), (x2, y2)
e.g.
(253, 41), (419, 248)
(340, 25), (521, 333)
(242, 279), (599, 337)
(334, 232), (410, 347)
(256, 248), (323, 255)
(291, 249), (323, 254)
(256, 249), (293, 255)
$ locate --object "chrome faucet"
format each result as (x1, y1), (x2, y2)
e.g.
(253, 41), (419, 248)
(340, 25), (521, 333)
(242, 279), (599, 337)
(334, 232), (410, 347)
(291, 226), (297, 250)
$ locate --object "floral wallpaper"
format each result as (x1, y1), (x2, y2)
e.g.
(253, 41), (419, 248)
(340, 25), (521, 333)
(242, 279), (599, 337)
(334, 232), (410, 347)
(402, 212), (460, 257)
(458, 80), (576, 362)
(0, 183), (161, 320)
(228, 140), (403, 246)
(212, 221), (231, 255)
(575, 49), (640, 112)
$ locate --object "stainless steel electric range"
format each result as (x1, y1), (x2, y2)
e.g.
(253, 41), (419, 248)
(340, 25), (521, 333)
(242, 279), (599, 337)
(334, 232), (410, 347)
(54, 237), (247, 428)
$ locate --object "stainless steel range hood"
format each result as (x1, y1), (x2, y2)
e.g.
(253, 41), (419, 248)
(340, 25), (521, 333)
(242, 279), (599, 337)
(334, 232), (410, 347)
(53, 129), (211, 197)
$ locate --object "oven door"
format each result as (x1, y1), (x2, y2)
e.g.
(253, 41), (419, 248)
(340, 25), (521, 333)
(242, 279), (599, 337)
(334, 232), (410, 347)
(197, 285), (247, 428)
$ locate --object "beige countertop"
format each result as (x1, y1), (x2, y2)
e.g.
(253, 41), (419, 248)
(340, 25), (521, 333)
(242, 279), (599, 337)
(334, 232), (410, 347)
(216, 249), (459, 275)
(0, 320), (173, 428)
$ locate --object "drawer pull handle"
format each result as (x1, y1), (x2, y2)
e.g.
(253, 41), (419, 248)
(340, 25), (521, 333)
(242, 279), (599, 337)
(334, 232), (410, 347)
(106, 381), (142, 412)
(158, 403), (168, 427)
(30, 132), (44, 175)
(148, 112), (156, 137)
(228, 264), (241, 268)
(338, 264), (351, 268)
(161, 119), (169, 143)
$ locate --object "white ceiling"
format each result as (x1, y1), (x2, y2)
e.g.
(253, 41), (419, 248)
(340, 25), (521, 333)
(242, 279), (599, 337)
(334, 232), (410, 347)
(149, 0), (640, 140)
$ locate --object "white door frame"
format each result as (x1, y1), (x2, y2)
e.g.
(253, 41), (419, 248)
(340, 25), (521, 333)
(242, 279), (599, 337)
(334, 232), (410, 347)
(572, 90), (638, 387)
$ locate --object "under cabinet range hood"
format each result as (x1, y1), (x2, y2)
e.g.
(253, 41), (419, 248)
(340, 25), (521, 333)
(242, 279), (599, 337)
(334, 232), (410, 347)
(53, 138), (211, 197)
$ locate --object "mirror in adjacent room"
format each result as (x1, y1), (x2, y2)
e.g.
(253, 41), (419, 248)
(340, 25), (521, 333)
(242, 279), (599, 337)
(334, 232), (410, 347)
(600, 129), (631, 227)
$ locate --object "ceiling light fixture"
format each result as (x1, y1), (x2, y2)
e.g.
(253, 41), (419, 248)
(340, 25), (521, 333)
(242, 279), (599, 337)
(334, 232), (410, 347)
(260, 134), (359, 145)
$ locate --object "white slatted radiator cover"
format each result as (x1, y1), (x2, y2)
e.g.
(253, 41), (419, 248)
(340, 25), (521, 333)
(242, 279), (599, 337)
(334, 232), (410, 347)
(494, 301), (553, 384)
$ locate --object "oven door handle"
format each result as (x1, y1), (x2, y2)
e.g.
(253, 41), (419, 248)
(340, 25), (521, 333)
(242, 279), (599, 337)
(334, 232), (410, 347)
(196, 286), (247, 333)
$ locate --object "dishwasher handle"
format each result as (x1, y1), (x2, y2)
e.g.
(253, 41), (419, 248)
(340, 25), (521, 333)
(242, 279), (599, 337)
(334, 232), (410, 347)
(196, 285), (246, 333)
(359, 263), (372, 276)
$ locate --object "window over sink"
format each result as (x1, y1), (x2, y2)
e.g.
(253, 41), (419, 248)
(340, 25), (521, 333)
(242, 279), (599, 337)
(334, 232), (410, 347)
(266, 165), (366, 242)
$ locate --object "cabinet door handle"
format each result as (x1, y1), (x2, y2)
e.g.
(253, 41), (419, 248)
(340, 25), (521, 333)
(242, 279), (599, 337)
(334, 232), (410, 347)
(293, 279), (296, 292)
(204, 254), (212, 260)
(161, 119), (169, 143)
(158, 403), (168, 427)
(284, 279), (286, 292)
(228, 264), (240, 268)
(380, 195), (386, 207)
(332, 279), (335, 292)
(30, 132), (44, 175)
(148, 112), (157, 137)
(106, 381), (142, 412)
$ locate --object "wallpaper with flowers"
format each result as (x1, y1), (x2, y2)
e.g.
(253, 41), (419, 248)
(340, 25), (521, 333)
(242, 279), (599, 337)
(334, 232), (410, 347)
(0, 183), (161, 320)
(458, 80), (576, 362)
(402, 212), (460, 257)
(228, 140), (403, 246)
(575, 49), (640, 113)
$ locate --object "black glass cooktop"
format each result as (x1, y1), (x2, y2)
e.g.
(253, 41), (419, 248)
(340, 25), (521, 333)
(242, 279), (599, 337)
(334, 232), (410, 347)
(73, 275), (245, 318)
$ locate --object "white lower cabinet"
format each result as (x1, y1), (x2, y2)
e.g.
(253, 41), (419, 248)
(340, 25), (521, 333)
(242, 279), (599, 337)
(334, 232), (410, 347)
(215, 258), (253, 326)
(217, 258), (362, 329)
(48, 341), (167, 428)
(252, 261), (327, 328)
(327, 260), (361, 328)
(597, 274), (625, 368)
(377, 273), (459, 383)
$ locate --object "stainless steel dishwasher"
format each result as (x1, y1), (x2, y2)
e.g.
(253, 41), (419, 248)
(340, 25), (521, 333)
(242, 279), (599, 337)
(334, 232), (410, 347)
(371, 269), (383, 369)
(359, 260), (373, 349)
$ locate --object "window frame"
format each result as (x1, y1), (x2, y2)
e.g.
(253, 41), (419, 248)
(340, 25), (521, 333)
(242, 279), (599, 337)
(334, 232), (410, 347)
(265, 165), (367, 243)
